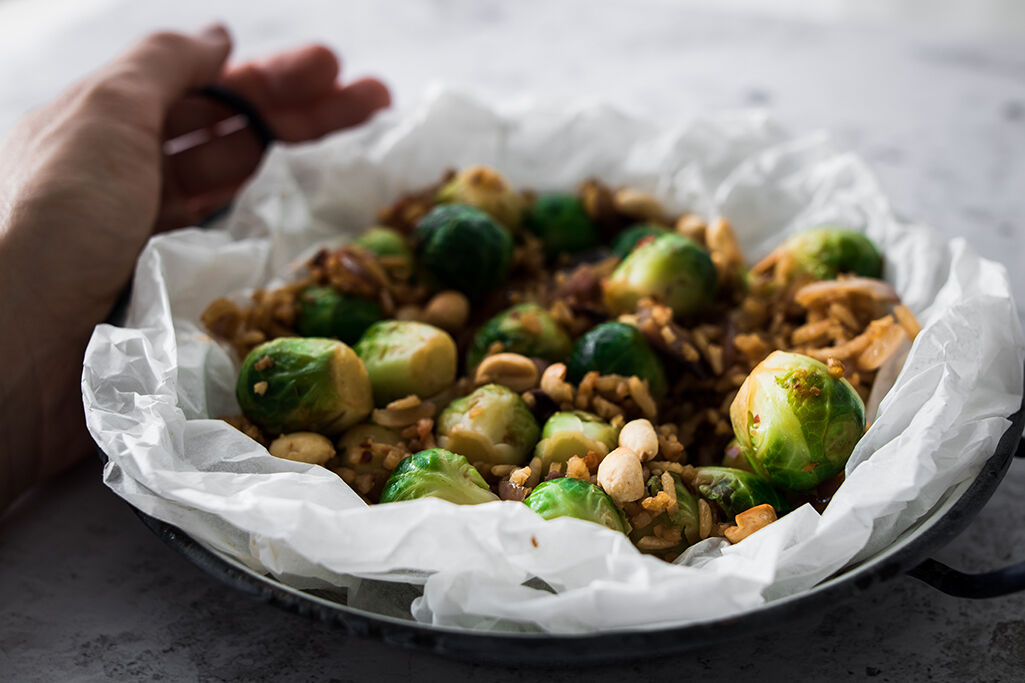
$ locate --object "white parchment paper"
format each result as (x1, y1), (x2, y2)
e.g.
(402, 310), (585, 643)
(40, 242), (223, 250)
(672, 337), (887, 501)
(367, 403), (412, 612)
(82, 89), (1025, 633)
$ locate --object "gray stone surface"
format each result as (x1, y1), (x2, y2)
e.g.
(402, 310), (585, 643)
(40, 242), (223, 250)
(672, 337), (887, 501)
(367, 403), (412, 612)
(1, 1), (1024, 681)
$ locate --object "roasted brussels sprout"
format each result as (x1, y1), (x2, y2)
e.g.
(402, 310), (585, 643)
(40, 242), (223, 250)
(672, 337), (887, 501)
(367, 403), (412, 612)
(692, 466), (788, 517)
(534, 411), (619, 473)
(355, 227), (414, 275)
(466, 302), (573, 369)
(336, 424), (403, 475)
(414, 204), (514, 299)
(437, 165), (524, 230)
(603, 233), (718, 318)
(524, 477), (630, 534)
(721, 438), (755, 472)
(524, 193), (599, 256)
(630, 474), (701, 550)
(295, 286), (383, 345)
(379, 448), (499, 505)
(436, 384), (540, 466)
(566, 321), (668, 399)
(354, 321), (457, 406)
(730, 351), (866, 491)
(780, 227), (883, 281)
(610, 224), (668, 259)
(236, 337), (373, 435)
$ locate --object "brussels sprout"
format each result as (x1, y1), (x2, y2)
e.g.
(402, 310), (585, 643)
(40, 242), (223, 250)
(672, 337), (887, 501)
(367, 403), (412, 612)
(354, 321), (457, 406)
(524, 193), (599, 256)
(730, 351), (866, 491)
(524, 477), (630, 534)
(379, 448), (499, 505)
(534, 411), (619, 473)
(603, 233), (718, 318)
(437, 165), (525, 230)
(236, 337), (373, 435)
(721, 438), (755, 472)
(566, 321), (668, 399)
(781, 227), (883, 281)
(295, 286), (383, 345)
(414, 204), (514, 299)
(355, 227), (414, 274)
(630, 474), (701, 550)
(337, 424), (403, 475)
(436, 384), (540, 466)
(692, 466), (788, 517)
(466, 303), (573, 369)
(610, 224), (669, 259)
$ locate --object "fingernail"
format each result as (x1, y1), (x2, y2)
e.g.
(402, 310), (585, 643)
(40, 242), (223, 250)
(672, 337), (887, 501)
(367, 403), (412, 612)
(197, 23), (229, 43)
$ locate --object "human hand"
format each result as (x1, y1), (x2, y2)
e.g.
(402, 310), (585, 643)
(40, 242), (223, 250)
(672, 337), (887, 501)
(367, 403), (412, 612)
(0, 25), (390, 512)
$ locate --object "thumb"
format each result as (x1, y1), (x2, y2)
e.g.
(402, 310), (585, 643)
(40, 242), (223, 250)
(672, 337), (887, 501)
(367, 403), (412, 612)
(115, 25), (233, 112)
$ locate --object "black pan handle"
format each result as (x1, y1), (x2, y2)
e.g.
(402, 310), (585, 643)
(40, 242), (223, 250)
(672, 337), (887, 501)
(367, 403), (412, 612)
(908, 436), (1025, 598)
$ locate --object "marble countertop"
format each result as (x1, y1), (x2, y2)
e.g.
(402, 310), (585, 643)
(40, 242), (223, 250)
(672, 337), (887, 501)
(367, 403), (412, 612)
(2, 1), (1024, 680)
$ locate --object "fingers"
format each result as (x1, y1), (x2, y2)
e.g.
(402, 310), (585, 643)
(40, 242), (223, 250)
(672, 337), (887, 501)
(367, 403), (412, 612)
(163, 44), (340, 141)
(272, 77), (391, 142)
(115, 25), (233, 115)
(165, 77), (390, 197)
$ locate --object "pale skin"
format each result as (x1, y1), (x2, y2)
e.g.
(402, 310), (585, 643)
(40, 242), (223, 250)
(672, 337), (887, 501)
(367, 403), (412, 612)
(0, 25), (391, 514)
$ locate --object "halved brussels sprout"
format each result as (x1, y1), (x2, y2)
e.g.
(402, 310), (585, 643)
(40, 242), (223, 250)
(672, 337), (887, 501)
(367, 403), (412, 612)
(437, 166), (525, 230)
(354, 321), (457, 406)
(603, 233), (718, 318)
(692, 466), (788, 517)
(337, 424), (403, 475)
(524, 477), (630, 534)
(781, 227), (883, 281)
(466, 302), (573, 369)
(295, 286), (383, 345)
(524, 193), (599, 256)
(414, 204), (514, 299)
(436, 384), (540, 466)
(721, 438), (754, 472)
(566, 321), (668, 399)
(629, 474), (701, 551)
(379, 448), (499, 505)
(534, 411), (619, 474)
(236, 337), (373, 435)
(610, 224), (669, 259)
(730, 351), (866, 491)
(355, 227), (414, 274)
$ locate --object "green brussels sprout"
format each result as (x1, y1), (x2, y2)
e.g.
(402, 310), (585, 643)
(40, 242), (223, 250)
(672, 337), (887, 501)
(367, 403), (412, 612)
(379, 448), (499, 505)
(534, 411), (619, 473)
(236, 337), (373, 435)
(781, 227), (883, 281)
(721, 438), (755, 472)
(414, 204), (514, 299)
(730, 350), (866, 492)
(603, 233), (718, 318)
(355, 227), (414, 275)
(466, 303), (573, 369)
(524, 477), (630, 534)
(295, 286), (383, 345)
(437, 165), (525, 230)
(610, 224), (669, 259)
(524, 193), (599, 256)
(692, 466), (788, 517)
(630, 474), (701, 551)
(566, 321), (668, 399)
(436, 384), (540, 466)
(354, 321), (457, 406)
(336, 423), (403, 475)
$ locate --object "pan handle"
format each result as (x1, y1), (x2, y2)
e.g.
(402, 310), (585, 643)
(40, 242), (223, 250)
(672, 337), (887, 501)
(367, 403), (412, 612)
(907, 436), (1025, 598)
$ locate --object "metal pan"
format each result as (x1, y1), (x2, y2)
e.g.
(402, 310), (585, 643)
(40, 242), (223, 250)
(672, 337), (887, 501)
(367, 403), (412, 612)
(105, 373), (1024, 665)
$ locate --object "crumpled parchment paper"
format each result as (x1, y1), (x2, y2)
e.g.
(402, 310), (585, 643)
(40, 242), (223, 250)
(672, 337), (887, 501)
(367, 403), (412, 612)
(82, 89), (1025, 633)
